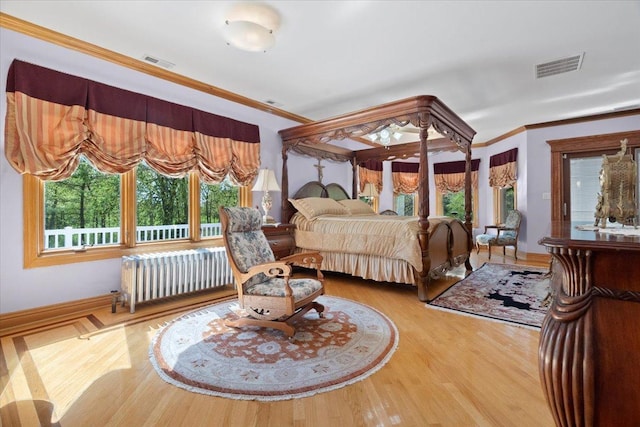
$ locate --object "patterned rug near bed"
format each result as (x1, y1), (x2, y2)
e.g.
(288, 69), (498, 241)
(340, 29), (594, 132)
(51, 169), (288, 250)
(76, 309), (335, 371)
(149, 295), (398, 401)
(427, 263), (552, 329)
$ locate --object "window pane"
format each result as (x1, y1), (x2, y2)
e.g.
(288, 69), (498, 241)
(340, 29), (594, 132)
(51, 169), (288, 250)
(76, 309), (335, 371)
(570, 157), (602, 224)
(44, 156), (121, 249)
(499, 186), (515, 223)
(443, 190), (472, 221)
(394, 194), (415, 216)
(136, 162), (189, 243)
(200, 177), (239, 238)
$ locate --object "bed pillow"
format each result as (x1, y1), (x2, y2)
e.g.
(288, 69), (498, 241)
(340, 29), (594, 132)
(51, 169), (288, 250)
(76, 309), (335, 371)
(338, 199), (377, 215)
(289, 197), (348, 220)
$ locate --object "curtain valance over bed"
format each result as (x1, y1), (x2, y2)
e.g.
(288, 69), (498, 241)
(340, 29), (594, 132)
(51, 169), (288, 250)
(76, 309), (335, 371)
(4, 60), (261, 184)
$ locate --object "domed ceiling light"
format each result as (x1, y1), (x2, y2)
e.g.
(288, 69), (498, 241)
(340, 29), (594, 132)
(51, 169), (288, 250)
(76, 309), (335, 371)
(223, 3), (281, 53)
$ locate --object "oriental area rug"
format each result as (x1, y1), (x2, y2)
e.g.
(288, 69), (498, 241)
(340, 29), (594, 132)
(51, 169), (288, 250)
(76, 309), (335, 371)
(149, 295), (398, 401)
(427, 263), (552, 329)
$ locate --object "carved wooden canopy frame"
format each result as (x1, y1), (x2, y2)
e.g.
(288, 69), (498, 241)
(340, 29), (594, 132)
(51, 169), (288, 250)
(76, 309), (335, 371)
(278, 96), (476, 299)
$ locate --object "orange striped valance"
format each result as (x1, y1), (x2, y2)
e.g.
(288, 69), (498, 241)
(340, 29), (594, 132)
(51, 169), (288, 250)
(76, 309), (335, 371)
(433, 159), (480, 193)
(391, 162), (420, 194)
(358, 159), (383, 194)
(4, 60), (260, 184)
(489, 147), (518, 188)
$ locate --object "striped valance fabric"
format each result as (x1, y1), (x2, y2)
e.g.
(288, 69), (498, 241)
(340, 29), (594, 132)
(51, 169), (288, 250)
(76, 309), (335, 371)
(4, 60), (260, 184)
(433, 159), (480, 193)
(391, 161), (420, 194)
(358, 159), (383, 194)
(489, 147), (518, 188)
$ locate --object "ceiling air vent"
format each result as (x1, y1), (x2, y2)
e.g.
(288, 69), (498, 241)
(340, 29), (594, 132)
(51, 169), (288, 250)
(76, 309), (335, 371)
(142, 54), (175, 69)
(264, 99), (283, 107)
(535, 53), (584, 78)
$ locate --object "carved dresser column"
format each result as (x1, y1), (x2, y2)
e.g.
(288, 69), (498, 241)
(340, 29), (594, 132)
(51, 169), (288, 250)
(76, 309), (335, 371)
(539, 226), (640, 427)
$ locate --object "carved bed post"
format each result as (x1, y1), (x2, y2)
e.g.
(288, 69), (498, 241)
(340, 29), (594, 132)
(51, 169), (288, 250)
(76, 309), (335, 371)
(416, 120), (431, 302)
(464, 145), (473, 271)
(351, 156), (358, 199)
(281, 145), (290, 222)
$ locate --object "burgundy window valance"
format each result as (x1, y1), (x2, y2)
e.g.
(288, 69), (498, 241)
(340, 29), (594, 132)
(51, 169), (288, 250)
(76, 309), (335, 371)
(358, 159), (383, 194)
(391, 162), (419, 173)
(433, 159), (480, 193)
(4, 60), (260, 184)
(489, 147), (518, 188)
(391, 161), (420, 194)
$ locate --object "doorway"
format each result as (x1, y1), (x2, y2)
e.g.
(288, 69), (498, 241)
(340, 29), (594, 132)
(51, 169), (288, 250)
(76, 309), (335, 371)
(548, 130), (640, 228)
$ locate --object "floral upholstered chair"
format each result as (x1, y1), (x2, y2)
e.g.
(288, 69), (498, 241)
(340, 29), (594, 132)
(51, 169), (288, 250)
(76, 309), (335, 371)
(475, 210), (522, 260)
(219, 206), (325, 338)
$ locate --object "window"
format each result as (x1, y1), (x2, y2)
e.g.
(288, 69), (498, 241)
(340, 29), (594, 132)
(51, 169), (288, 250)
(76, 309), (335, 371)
(494, 184), (517, 224)
(435, 187), (479, 227)
(44, 156), (121, 249)
(200, 177), (239, 238)
(394, 193), (417, 216)
(136, 162), (189, 243)
(25, 164), (248, 268)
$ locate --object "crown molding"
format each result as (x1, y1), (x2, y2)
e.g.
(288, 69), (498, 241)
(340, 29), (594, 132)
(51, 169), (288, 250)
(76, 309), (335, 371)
(0, 12), (311, 125)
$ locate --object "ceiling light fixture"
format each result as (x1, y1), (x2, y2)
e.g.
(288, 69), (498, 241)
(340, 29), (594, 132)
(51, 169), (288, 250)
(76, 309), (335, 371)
(367, 127), (403, 146)
(223, 3), (281, 53)
(367, 125), (445, 148)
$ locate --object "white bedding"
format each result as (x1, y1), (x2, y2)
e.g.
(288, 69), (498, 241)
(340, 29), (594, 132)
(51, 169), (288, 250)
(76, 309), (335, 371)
(291, 213), (451, 272)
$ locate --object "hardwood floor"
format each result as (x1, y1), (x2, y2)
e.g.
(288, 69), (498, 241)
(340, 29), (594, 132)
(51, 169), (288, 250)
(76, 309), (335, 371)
(0, 252), (554, 427)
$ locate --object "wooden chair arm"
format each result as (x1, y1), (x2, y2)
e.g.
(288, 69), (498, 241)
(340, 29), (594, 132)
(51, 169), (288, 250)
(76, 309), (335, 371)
(280, 252), (324, 281)
(483, 224), (501, 233)
(281, 252), (323, 265)
(239, 261), (292, 284)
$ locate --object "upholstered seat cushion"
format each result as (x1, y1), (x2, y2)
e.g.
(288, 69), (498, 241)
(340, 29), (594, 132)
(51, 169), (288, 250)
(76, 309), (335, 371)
(476, 231), (516, 245)
(476, 234), (495, 245)
(246, 277), (323, 301)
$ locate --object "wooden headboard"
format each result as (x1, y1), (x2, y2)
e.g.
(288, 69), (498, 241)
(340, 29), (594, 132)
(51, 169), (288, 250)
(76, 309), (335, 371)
(285, 181), (351, 222)
(292, 181), (350, 200)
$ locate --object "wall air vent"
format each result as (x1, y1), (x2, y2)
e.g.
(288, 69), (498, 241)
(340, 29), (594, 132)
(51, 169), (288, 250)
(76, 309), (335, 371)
(535, 53), (584, 78)
(142, 54), (175, 69)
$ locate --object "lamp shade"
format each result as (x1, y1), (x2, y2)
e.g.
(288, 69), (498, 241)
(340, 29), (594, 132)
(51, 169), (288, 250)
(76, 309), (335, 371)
(360, 183), (378, 198)
(251, 169), (281, 192)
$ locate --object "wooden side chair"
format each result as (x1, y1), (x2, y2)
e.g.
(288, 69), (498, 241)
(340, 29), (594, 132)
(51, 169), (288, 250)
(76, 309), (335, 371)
(475, 210), (523, 260)
(219, 206), (325, 338)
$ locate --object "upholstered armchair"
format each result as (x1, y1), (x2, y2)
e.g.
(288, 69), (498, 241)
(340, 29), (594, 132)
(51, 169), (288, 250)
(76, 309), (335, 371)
(219, 206), (325, 338)
(475, 210), (523, 260)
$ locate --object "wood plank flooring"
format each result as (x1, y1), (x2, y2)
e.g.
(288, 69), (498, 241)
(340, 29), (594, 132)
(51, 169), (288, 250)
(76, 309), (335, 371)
(0, 252), (554, 426)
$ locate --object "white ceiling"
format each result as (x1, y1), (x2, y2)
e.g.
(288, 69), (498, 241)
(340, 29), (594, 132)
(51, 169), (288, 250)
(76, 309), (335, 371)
(2, 1), (640, 143)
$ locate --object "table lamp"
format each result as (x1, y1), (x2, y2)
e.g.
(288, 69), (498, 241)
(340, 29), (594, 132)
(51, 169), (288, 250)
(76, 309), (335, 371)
(252, 169), (281, 223)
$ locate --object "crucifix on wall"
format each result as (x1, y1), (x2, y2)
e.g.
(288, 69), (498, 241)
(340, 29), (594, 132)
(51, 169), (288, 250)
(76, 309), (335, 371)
(314, 158), (325, 183)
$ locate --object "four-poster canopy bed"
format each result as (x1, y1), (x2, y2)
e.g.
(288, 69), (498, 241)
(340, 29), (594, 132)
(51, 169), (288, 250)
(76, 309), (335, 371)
(277, 96), (476, 301)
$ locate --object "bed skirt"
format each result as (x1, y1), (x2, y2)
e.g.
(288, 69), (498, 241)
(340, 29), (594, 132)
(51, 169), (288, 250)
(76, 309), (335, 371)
(295, 249), (416, 285)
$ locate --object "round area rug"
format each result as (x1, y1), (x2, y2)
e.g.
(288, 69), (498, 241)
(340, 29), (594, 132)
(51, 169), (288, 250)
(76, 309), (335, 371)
(149, 295), (398, 401)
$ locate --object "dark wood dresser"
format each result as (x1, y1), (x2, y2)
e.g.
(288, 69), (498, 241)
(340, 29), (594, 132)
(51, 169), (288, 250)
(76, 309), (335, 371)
(262, 224), (296, 260)
(539, 224), (640, 426)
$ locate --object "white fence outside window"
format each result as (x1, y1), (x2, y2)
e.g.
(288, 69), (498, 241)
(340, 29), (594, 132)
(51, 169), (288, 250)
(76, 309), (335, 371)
(44, 223), (222, 249)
